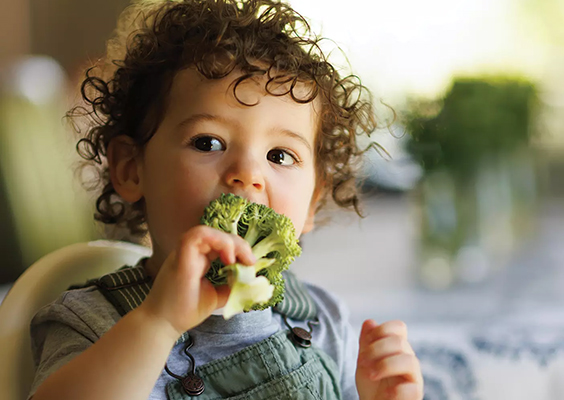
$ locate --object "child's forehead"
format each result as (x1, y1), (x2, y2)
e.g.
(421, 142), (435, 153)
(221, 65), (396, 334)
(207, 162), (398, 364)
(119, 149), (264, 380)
(168, 67), (322, 115)
(171, 68), (259, 98)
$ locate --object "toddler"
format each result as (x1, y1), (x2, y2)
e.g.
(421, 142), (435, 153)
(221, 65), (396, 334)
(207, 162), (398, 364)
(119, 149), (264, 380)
(29, 1), (423, 399)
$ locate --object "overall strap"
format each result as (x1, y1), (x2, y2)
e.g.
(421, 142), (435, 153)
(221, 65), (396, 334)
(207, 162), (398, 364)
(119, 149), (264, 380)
(93, 266), (152, 316)
(274, 271), (318, 321)
(67, 265), (151, 315)
(72, 265), (192, 344)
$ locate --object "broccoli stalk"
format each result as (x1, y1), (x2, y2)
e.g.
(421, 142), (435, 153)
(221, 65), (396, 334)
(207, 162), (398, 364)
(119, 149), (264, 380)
(200, 193), (302, 318)
(218, 260), (275, 319)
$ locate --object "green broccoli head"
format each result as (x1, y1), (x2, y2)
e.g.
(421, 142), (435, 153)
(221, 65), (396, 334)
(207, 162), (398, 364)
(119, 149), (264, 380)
(201, 193), (249, 234)
(200, 193), (302, 312)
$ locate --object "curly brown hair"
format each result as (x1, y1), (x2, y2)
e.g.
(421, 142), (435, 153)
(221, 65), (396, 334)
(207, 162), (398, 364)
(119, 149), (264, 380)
(69, 0), (378, 238)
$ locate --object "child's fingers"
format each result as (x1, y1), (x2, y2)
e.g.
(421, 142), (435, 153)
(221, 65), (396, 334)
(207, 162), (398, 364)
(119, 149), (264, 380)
(369, 353), (422, 383)
(360, 319), (408, 348)
(200, 229), (255, 266)
(359, 319), (379, 342)
(223, 233), (256, 266)
(207, 250), (221, 264)
(386, 382), (424, 400)
(178, 226), (255, 276)
(208, 234), (237, 265)
(358, 335), (413, 367)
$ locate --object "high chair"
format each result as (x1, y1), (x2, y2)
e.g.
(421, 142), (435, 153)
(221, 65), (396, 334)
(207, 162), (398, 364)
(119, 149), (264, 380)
(0, 240), (152, 400)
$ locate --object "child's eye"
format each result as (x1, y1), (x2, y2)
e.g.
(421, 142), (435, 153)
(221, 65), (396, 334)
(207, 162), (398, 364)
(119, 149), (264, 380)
(190, 135), (225, 152)
(267, 149), (297, 166)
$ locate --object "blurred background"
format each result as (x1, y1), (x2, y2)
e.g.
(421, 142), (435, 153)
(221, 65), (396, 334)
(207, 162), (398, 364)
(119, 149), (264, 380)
(1, 0), (563, 397)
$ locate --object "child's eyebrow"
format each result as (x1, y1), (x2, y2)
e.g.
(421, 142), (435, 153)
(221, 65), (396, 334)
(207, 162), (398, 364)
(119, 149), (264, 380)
(271, 128), (312, 154)
(176, 113), (230, 130)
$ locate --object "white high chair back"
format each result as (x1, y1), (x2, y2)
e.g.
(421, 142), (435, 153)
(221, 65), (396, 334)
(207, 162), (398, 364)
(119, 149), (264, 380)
(0, 240), (152, 400)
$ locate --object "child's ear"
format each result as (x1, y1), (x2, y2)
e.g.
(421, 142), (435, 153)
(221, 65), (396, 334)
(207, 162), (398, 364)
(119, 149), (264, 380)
(107, 136), (143, 203)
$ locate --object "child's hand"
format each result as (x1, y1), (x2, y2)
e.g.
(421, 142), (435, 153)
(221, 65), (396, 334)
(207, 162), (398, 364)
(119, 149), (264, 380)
(356, 319), (424, 400)
(138, 225), (256, 342)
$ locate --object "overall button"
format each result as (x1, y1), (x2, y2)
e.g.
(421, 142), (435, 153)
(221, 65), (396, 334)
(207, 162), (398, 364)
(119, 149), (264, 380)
(182, 375), (205, 396)
(290, 326), (313, 348)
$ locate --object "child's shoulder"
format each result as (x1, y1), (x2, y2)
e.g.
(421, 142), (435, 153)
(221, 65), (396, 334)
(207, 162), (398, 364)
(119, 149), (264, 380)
(300, 279), (352, 326)
(31, 284), (121, 340)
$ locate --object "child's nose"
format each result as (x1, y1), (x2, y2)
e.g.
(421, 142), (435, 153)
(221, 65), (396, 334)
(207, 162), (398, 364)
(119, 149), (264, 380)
(223, 153), (265, 191)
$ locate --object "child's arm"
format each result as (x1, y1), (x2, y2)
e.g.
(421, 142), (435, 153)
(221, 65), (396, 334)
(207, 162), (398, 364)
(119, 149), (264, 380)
(32, 226), (255, 400)
(355, 319), (424, 400)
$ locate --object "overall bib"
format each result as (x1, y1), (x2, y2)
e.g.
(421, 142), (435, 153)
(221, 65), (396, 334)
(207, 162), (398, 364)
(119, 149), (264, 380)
(72, 265), (343, 399)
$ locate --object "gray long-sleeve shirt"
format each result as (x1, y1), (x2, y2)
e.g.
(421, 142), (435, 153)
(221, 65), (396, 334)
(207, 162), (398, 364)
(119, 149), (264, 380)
(28, 276), (360, 399)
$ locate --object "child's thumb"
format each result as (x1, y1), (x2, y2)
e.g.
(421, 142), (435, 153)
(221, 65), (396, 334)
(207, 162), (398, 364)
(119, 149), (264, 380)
(215, 284), (232, 309)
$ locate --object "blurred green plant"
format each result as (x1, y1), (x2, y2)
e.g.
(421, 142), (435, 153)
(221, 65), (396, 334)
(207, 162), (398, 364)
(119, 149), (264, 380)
(403, 77), (539, 289)
(404, 77), (538, 176)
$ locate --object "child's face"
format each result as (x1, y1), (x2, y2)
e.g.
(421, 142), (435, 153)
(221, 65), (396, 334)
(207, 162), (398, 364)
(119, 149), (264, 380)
(128, 68), (319, 263)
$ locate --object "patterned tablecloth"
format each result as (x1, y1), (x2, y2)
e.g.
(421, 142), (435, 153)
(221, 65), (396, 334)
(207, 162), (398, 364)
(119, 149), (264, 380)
(392, 206), (564, 400)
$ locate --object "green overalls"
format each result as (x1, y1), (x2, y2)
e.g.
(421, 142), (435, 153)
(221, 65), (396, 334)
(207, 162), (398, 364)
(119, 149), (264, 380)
(74, 265), (343, 399)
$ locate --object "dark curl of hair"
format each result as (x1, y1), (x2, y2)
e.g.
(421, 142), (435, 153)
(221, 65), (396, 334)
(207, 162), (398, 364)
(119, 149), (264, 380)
(69, 0), (378, 238)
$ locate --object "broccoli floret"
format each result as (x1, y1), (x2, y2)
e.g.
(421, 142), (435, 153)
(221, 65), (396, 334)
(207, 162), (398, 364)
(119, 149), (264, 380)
(200, 193), (302, 315)
(203, 193), (249, 235)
